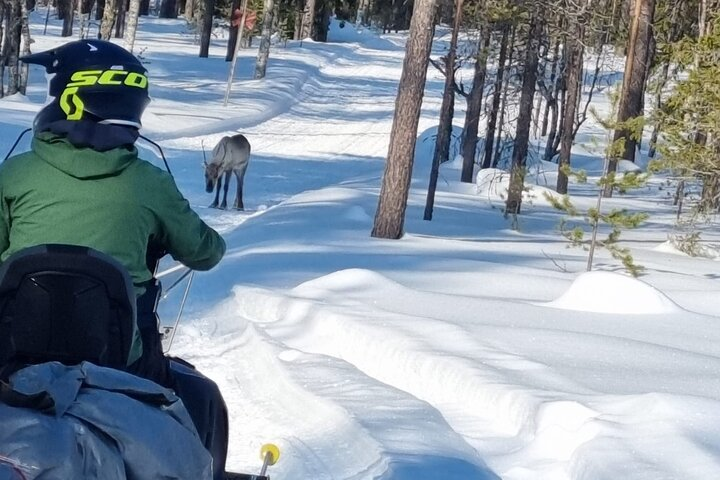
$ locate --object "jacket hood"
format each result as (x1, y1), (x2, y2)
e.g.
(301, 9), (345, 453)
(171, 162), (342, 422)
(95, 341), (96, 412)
(32, 132), (138, 179)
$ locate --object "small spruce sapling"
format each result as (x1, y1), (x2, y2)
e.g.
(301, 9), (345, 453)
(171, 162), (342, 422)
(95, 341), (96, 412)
(544, 105), (650, 277)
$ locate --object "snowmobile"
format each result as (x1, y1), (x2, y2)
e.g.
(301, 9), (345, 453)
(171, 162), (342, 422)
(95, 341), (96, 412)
(0, 244), (279, 480)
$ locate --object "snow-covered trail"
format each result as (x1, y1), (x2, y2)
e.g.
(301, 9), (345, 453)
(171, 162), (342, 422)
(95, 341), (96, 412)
(146, 23), (506, 480)
(142, 37), (407, 243)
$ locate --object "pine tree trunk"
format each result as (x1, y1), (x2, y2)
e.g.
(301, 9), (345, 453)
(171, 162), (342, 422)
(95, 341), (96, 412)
(293, 0), (303, 39)
(97, 0), (106, 20)
(115, 0), (127, 38)
(18, 0), (30, 95)
(0, 1), (6, 98)
(5, 0), (21, 96)
(552, 86), (566, 155)
(506, 9), (542, 217)
(701, 172), (720, 212)
(372, 0), (436, 239)
(433, 0), (463, 171)
(532, 87), (543, 139)
(533, 37), (548, 140)
(58, 0), (75, 36)
(225, 0), (241, 61)
(124, 0), (141, 52)
(610, 0), (656, 167)
(79, 11), (89, 39)
(459, 24), (490, 182)
(185, 0), (195, 20)
(255, 0), (275, 79)
(648, 61), (669, 158)
(425, 0), (463, 220)
(544, 41), (567, 162)
(493, 23), (516, 168)
(139, 0), (149, 16)
(557, 15), (585, 194)
(198, 0), (214, 57)
(300, 0), (315, 39)
(159, 0), (177, 18)
(355, 0), (369, 25)
(100, 0), (117, 39)
(314, 2), (330, 41)
(482, 23), (509, 169)
(541, 38), (560, 136)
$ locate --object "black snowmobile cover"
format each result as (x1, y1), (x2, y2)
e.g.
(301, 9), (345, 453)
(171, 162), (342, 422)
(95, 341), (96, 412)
(0, 361), (213, 479)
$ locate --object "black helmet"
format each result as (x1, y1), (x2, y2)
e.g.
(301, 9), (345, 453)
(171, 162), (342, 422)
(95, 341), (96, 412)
(20, 40), (150, 131)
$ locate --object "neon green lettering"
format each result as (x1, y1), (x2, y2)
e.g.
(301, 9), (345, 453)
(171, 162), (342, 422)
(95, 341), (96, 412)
(67, 70), (103, 87)
(124, 72), (148, 88)
(98, 70), (128, 85)
(59, 87), (84, 120)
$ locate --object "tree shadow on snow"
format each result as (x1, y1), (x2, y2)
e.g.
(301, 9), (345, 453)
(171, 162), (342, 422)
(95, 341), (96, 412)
(377, 453), (500, 480)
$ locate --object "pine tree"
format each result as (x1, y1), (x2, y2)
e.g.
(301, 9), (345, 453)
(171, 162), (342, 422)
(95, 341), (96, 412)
(546, 106), (651, 277)
(653, 16), (720, 214)
(505, 3), (543, 218)
(372, 0), (437, 239)
(255, 0), (276, 79)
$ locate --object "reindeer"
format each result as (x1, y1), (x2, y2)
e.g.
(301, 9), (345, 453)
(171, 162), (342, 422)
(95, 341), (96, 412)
(203, 134), (251, 210)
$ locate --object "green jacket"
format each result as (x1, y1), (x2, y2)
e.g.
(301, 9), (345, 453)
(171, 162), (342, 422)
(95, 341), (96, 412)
(0, 132), (226, 364)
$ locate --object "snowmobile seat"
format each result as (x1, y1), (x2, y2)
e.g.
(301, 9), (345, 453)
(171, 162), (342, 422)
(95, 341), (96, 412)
(0, 244), (136, 377)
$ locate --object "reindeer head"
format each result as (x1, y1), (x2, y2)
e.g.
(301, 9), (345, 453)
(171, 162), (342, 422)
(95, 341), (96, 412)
(204, 161), (221, 193)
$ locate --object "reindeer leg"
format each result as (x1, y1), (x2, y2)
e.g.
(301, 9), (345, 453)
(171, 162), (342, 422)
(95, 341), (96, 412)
(234, 169), (245, 210)
(210, 177), (221, 208)
(220, 170), (231, 209)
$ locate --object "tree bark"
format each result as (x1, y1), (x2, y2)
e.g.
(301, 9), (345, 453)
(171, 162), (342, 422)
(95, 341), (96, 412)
(544, 38), (566, 162)
(100, 0), (117, 39)
(198, 0), (214, 57)
(493, 23), (516, 168)
(609, 0), (656, 170)
(18, 0), (31, 95)
(225, 0), (241, 61)
(293, 0), (303, 39)
(159, 0), (177, 18)
(0, 1), (6, 98)
(648, 61), (669, 158)
(5, 0), (21, 96)
(372, 0), (436, 239)
(185, 0), (195, 20)
(506, 8), (542, 217)
(556, 8), (586, 194)
(425, 0), (463, 220)
(300, 0), (315, 39)
(541, 38), (560, 137)
(459, 24), (490, 182)
(124, 0), (141, 52)
(115, 0), (127, 38)
(57, 0), (75, 36)
(433, 0), (463, 171)
(314, 1), (330, 41)
(254, 0), (275, 79)
(483, 23), (508, 169)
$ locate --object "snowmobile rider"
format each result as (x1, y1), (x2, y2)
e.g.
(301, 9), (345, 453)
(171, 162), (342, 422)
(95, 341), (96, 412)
(0, 40), (229, 478)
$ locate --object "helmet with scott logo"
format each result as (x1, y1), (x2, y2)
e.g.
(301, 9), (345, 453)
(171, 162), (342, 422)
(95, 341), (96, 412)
(20, 40), (150, 132)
